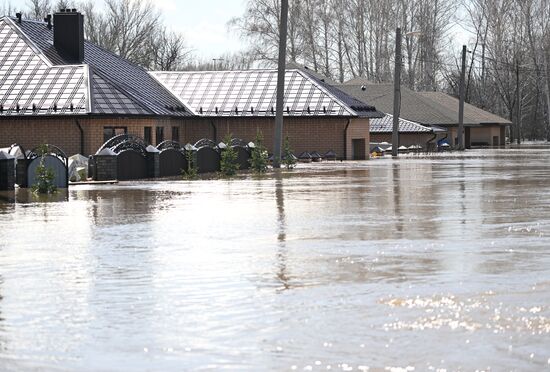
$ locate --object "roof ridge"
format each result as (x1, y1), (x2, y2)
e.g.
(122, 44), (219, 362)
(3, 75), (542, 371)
(294, 69), (357, 116)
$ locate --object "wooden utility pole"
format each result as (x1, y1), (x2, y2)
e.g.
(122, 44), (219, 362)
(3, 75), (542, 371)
(458, 45), (466, 151)
(516, 60), (521, 145)
(273, 0), (288, 168)
(392, 27), (401, 157)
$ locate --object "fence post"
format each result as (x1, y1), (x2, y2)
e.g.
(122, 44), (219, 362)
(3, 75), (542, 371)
(92, 148), (117, 181)
(146, 145), (160, 179)
(0, 151), (15, 190)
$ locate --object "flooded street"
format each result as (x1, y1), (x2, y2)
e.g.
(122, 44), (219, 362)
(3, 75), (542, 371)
(1, 147), (550, 371)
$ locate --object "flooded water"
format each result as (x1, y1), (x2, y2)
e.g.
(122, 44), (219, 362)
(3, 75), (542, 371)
(1, 147), (550, 371)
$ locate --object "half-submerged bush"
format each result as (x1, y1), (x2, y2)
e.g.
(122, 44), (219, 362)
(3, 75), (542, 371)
(32, 144), (57, 194)
(282, 136), (297, 170)
(220, 133), (239, 177)
(249, 130), (269, 173)
(182, 145), (198, 180)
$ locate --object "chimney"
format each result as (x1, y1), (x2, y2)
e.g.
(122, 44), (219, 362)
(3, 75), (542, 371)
(53, 9), (84, 63)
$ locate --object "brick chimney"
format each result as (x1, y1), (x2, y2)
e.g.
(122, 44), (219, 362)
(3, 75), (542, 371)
(53, 9), (84, 63)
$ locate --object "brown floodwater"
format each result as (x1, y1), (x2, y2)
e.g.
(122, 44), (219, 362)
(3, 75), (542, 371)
(0, 146), (549, 371)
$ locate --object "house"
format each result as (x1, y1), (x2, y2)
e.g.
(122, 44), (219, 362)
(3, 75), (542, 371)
(0, 10), (382, 160)
(369, 114), (445, 149)
(288, 64), (441, 149)
(151, 69), (383, 160)
(337, 82), (511, 147)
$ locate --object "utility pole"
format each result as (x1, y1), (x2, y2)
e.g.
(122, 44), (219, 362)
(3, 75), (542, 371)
(516, 60), (521, 145)
(392, 27), (401, 158)
(458, 45), (466, 151)
(212, 58), (224, 71)
(273, 0), (288, 168)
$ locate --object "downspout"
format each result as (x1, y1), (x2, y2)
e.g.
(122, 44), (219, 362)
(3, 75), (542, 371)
(209, 119), (217, 142)
(427, 132), (437, 151)
(74, 119), (84, 154)
(343, 118), (351, 160)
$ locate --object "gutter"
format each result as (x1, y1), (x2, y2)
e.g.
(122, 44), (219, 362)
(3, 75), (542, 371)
(210, 120), (217, 142)
(343, 118), (351, 160)
(74, 119), (84, 154)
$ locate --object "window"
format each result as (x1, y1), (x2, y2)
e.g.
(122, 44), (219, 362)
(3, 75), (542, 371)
(144, 126), (152, 144)
(103, 126), (127, 143)
(172, 126), (180, 143)
(156, 126), (164, 145)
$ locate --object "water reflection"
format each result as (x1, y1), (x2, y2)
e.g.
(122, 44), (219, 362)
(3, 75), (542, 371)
(274, 171), (290, 292)
(0, 148), (549, 370)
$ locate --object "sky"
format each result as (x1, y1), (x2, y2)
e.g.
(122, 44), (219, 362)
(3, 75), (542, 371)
(7, 0), (249, 60)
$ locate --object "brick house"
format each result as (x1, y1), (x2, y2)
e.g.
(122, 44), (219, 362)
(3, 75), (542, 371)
(0, 11), (382, 160)
(338, 83), (511, 148)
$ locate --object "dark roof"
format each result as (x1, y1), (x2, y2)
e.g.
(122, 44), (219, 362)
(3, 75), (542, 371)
(370, 114), (433, 133)
(1, 17), (190, 117)
(151, 69), (369, 117)
(338, 83), (511, 126)
(287, 62), (384, 118)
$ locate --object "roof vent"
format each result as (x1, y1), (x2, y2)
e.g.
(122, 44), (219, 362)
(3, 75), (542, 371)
(15, 12), (22, 23)
(361, 85), (367, 91)
(53, 10), (84, 63)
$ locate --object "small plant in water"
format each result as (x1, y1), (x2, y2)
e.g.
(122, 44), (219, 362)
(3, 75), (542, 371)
(220, 133), (239, 177)
(182, 147), (198, 180)
(32, 144), (57, 194)
(249, 130), (269, 173)
(282, 136), (297, 169)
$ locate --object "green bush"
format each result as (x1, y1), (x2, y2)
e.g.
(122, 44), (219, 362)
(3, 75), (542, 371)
(282, 136), (297, 169)
(32, 144), (57, 194)
(182, 148), (198, 180)
(249, 130), (269, 173)
(220, 133), (239, 177)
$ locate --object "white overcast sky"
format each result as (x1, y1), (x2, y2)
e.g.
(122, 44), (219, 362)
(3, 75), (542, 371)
(7, 0), (472, 60)
(7, 0), (248, 59)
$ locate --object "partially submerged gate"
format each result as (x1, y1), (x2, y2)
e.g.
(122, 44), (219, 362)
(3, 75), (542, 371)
(96, 134), (149, 181)
(26, 145), (68, 188)
(157, 140), (187, 177)
(195, 139), (220, 174)
(231, 138), (251, 170)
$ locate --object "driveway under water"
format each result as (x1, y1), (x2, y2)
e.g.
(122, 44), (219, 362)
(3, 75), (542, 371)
(0, 147), (549, 371)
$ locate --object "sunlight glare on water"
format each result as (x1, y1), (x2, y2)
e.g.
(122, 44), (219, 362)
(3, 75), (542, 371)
(0, 147), (550, 371)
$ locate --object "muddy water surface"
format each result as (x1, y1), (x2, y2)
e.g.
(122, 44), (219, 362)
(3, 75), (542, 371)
(0, 147), (549, 371)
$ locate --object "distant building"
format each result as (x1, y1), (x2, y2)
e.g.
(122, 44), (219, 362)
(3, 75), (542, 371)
(338, 82), (511, 147)
(369, 114), (445, 149)
(0, 11), (382, 159)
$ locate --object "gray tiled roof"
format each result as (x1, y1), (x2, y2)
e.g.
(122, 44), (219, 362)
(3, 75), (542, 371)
(4, 17), (190, 117)
(151, 69), (362, 117)
(370, 114), (433, 133)
(338, 83), (510, 126)
(0, 18), (88, 115)
(286, 62), (384, 118)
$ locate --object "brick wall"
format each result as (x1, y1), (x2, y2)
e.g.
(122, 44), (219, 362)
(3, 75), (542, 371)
(0, 115), (368, 159)
(371, 133), (435, 148)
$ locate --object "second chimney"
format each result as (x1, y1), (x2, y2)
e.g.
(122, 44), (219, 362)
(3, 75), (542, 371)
(53, 9), (84, 63)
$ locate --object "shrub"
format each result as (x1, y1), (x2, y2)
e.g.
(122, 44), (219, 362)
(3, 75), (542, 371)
(249, 130), (269, 173)
(182, 148), (198, 180)
(220, 133), (239, 177)
(282, 136), (297, 169)
(32, 144), (57, 194)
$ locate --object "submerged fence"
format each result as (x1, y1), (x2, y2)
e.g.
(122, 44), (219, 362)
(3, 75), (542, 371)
(89, 136), (253, 181)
